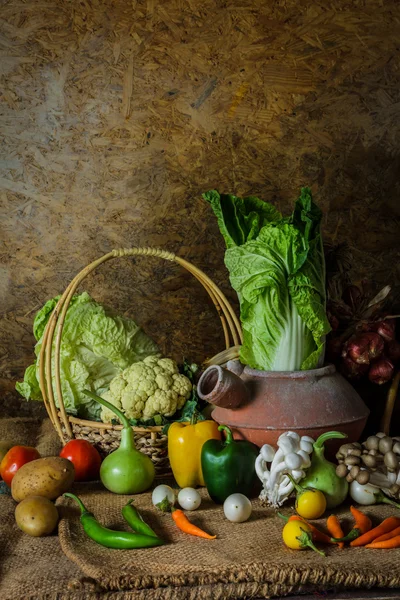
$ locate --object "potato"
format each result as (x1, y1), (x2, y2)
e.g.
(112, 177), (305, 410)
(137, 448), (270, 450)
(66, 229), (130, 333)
(15, 496), (59, 537)
(11, 457), (75, 502)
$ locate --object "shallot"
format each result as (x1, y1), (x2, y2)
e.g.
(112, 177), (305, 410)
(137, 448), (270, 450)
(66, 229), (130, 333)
(368, 358), (394, 385)
(343, 332), (384, 365)
(339, 355), (369, 380)
(370, 319), (396, 342)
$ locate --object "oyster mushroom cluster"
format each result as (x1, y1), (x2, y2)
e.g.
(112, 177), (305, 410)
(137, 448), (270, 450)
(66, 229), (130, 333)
(335, 432), (400, 497)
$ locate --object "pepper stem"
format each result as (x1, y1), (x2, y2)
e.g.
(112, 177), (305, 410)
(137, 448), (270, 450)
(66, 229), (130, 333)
(64, 492), (90, 516)
(190, 410), (199, 425)
(298, 529), (326, 557)
(375, 491), (400, 509)
(218, 424), (233, 444)
(331, 528), (360, 543)
(314, 431), (347, 450)
(156, 496), (175, 513)
(277, 512), (289, 522)
(287, 473), (304, 494)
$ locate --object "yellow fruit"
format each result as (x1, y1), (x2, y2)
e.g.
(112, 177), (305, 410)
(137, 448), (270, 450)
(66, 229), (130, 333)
(295, 488), (327, 520)
(282, 520), (311, 550)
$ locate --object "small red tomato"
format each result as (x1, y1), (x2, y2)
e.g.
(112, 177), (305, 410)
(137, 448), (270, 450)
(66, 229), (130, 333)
(0, 446), (41, 487)
(60, 439), (102, 481)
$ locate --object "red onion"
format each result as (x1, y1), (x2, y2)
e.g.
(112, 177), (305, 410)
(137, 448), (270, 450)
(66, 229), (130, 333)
(386, 340), (400, 365)
(368, 358), (394, 385)
(369, 319), (396, 342)
(340, 356), (369, 380)
(342, 332), (385, 365)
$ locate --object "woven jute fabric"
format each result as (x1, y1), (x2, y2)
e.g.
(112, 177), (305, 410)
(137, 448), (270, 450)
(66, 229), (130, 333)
(59, 485), (400, 596)
(0, 417), (62, 457)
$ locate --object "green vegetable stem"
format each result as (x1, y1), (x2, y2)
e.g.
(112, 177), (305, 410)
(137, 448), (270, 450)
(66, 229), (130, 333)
(64, 493), (163, 549)
(83, 390), (155, 494)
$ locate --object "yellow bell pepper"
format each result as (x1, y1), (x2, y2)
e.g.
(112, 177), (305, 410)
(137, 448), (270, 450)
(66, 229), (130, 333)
(168, 420), (221, 488)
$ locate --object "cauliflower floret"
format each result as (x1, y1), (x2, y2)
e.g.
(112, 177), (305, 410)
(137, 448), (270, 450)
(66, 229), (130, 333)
(109, 374), (127, 398)
(100, 390), (123, 423)
(157, 358), (179, 375)
(143, 389), (179, 419)
(155, 373), (173, 392)
(99, 355), (193, 423)
(172, 373), (193, 410)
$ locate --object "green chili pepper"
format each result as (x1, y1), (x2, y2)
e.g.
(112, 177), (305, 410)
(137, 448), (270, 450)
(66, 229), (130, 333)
(122, 499), (158, 538)
(64, 493), (164, 549)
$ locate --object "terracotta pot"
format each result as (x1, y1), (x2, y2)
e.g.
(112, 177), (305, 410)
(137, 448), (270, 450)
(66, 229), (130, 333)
(197, 363), (369, 450)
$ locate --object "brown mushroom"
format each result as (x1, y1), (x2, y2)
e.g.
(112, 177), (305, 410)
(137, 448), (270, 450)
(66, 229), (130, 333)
(356, 470), (370, 485)
(336, 463), (348, 478)
(362, 454), (377, 468)
(384, 451), (399, 471)
(345, 456), (361, 466)
(379, 436), (393, 454)
(365, 436), (380, 451)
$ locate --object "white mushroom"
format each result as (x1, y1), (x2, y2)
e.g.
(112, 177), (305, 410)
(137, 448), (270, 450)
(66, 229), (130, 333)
(256, 431), (315, 507)
(285, 452), (303, 471)
(260, 444), (276, 463)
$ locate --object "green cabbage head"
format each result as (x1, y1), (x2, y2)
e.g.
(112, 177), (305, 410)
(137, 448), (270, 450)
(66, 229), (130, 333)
(16, 292), (159, 419)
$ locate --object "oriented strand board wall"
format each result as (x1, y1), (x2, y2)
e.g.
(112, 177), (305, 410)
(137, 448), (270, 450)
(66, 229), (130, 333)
(1, 0), (400, 417)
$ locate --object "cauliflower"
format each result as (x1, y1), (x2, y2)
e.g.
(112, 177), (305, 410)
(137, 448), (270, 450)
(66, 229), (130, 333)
(100, 355), (193, 423)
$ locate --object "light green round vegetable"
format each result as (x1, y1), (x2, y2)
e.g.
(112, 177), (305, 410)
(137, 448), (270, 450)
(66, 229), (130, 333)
(84, 390), (155, 494)
(300, 431), (349, 508)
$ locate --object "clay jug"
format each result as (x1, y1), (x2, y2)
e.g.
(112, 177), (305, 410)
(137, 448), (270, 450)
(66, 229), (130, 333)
(197, 362), (369, 448)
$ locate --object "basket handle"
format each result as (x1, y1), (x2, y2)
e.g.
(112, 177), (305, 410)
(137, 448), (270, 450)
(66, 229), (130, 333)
(38, 247), (242, 441)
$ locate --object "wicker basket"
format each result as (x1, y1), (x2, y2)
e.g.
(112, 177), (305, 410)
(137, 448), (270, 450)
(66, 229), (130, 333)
(38, 247), (242, 475)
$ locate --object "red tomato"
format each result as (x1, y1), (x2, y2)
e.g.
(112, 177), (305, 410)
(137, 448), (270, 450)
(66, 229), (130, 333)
(0, 446), (41, 487)
(60, 439), (102, 481)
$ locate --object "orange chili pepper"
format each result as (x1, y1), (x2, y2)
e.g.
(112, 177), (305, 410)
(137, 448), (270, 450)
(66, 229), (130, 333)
(171, 508), (216, 540)
(157, 496), (216, 540)
(350, 516), (400, 547)
(326, 515), (345, 549)
(365, 535), (400, 549)
(332, 506), (372, 543)
(372, 525), (400, 544)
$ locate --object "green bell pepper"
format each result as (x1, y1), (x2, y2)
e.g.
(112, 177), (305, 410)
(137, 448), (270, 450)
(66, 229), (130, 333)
(201, 424), (260, 504)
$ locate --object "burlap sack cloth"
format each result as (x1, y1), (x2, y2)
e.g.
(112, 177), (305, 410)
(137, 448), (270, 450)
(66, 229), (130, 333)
(2, 418), (400, 600)
(58, 487), (400, 598)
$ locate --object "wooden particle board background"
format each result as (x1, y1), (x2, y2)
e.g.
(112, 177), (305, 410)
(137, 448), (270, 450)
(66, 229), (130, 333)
(1, 0), (400, 417)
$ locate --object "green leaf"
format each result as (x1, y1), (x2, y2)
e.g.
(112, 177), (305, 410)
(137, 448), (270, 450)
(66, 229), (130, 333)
(205, 187), (330, 371)
(203, 190), (281, 249)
